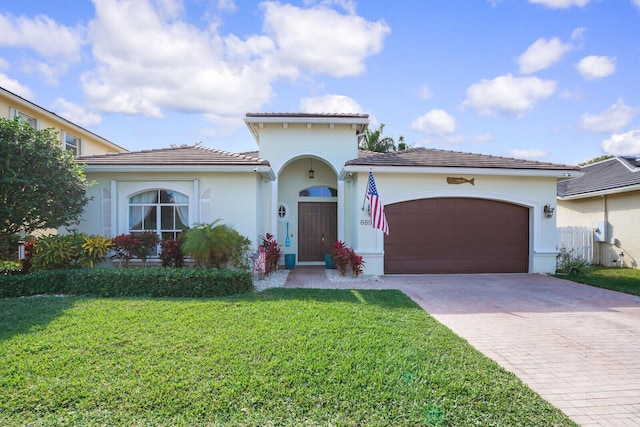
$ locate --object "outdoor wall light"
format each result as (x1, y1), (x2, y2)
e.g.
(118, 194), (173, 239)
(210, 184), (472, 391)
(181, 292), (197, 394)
(308, 159), (315, 179)
(544, 204), (555, 218)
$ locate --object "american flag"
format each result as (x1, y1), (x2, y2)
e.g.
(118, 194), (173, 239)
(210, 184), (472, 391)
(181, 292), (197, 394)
(367, 171), (389, 235)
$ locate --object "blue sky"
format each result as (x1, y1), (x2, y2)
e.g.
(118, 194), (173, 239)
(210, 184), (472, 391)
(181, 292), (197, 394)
(1, 0), (639, 165)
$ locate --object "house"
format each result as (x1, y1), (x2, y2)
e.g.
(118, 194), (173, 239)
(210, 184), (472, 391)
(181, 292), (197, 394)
(75, 112), (579, 275)
(0, 86), (126, 156)
(557, 156), (640, 269)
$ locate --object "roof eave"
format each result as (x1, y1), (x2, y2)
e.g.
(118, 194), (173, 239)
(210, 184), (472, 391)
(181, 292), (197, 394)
(81, 164), (275, 179)
(557, 182), (640, 200)
(341, 165), (583, 178)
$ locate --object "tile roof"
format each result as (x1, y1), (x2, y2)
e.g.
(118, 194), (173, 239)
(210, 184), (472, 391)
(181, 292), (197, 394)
(347, 147), (579, 170)
(557, 156), (640, 197)
(246, 112), (369, 119)
(77, 145), (269, 166)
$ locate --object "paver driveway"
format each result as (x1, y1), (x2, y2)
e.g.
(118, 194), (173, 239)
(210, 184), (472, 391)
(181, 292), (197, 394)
(286, 269), (640, 426)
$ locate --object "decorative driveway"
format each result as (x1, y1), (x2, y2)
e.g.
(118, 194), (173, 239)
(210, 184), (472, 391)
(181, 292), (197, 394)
(286, 269), (640, 426)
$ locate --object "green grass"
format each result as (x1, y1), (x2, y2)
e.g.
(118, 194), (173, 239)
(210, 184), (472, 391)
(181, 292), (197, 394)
(0, 289), (576, 426)
(557, 266), (640, 296)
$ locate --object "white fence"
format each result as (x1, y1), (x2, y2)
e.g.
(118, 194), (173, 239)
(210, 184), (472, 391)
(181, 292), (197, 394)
(556, 226), (593, 264)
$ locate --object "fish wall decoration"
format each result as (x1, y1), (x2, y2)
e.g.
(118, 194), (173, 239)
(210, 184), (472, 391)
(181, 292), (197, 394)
(446, 177), (475, 185)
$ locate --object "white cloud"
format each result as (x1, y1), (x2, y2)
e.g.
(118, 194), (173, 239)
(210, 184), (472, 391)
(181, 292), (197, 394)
(529, 0), (591, 8)
(461, 74), (557, 117)
(579, 98), (637, 133)
(510, 148), (549, 159)
(518, 37), (572, 74)
(216, 0), (237, 12)
(602, 130), (640, 155)
(633, 0), (640, 10)
(299, 95), (364, 113)
(418, 83), (432, 100)
(0, 72), (33, 99)
(51, 98), (102, 127)
(411, 109), (456, 135)
(261, 1), (390, 78)
(82, 0), (388, 122)
(0, 13), (84, 81)
(576, 55), (616, 80)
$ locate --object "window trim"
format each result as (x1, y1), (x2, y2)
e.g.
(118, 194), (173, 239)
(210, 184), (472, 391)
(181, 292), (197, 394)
(63, 131), (81, 156)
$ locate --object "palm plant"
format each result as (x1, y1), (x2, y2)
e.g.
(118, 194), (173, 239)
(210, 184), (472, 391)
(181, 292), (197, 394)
(181, 220), (250, 269)
(359, 123), (396, 153)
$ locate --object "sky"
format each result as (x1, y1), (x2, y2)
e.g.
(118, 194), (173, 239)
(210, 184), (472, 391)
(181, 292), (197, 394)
(1, 0), (639, 165)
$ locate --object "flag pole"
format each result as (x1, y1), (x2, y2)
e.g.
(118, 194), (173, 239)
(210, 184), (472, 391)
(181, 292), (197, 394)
(362, 168), (372, 211)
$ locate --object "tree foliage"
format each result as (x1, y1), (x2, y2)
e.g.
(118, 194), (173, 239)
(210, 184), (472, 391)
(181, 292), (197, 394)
(578, 154), (614, 166)
(359, 123), (409, 153)
(0, 118), (90, 241)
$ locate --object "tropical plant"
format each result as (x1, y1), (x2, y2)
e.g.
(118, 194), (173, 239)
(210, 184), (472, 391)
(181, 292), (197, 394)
(132, 231), (160, 266)
(331, 240), (365, 277)
(30, 234), (85, 271)
(359, 123), (396, 153)
(81, 234), (113, 267)
(160, 238), (184, 268)
(0, 117), (90, 244)
(556, 248), (592, 276)
(111, 234), (141, 267)
(20, 238), (35, 273)
(259, 233), (282, 276)
(182, 220), (251, 269)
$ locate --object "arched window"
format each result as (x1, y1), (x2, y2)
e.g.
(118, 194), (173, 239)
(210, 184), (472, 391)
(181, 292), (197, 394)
(299, 186), (337, 197)
(129, 189), (189, 241)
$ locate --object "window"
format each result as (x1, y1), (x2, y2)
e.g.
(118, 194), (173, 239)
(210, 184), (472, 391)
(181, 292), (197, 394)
(64, 133), (81, 156)
(16, 111), (38, 128)
(299, 186), (337, 197)
(129, 190), (189, 244)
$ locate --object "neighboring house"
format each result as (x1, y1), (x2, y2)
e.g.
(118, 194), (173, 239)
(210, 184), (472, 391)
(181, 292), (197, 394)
(557, 156), (640, 269)
(75, 112), (578, 275)
(0, 86), (126, 156)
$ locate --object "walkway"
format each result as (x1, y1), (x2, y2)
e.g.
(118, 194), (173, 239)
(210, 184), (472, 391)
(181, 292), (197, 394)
(285, 267), (640, 427)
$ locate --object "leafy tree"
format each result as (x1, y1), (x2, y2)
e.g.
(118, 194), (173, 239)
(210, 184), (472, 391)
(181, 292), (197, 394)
(359, 123), (396, 153)
(359, 123), (410, 153)
(578, 155), (614, 166)
(0, 118), (90, 242)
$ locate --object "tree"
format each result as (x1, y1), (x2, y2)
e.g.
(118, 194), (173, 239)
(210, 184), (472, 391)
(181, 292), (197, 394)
(359, 123), (396, 153)
(578, 154), (614, 166)
(359, 123), (411, 153)
(0, 117), (90, 242)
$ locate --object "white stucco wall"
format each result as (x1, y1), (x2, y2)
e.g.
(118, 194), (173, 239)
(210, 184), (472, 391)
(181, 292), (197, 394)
(76, 171), (262, 249)
(346, 171), (560, 275)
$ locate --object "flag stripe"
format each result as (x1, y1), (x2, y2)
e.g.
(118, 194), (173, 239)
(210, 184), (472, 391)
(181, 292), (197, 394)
(367, 171), (389, 235)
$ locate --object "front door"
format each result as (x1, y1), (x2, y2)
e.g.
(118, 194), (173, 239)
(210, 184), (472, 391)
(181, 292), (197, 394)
(298, 202), (337, 261)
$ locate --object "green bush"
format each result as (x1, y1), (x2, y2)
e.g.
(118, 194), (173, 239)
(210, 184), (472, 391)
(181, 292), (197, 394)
(182, 220), (251, 269)
(0, 261), (21, 275)
(0, 268), (253, 298)
(31, 234), (85, 271)
(556, 248), (592, 276)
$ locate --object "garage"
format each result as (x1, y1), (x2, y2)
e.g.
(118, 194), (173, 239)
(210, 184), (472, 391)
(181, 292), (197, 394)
(384, 197), (529, 274)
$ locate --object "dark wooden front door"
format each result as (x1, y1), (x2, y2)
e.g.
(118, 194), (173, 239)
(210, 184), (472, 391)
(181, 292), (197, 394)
(299, 202), (337, 261)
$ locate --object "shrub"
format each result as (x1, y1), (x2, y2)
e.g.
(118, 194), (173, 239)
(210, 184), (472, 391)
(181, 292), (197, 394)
(30, 234), (85, 271)
(0, 261), (21, 275)
(331, 240), (365, 277)
(160, 238), (184, 267)
(111, 234), (141, 267)
(133, 231), (160, 266)
(182, 220), (251, 269)
(0, 268), (253, 298)
(20, 238), (35, 273)
(259, 233), (282, 276)
(556, 248), (592, 276)
(81, 234), (113, 267)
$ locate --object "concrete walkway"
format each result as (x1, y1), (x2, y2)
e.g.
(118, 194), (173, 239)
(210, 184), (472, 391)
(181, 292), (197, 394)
(285, 267), (640, 427)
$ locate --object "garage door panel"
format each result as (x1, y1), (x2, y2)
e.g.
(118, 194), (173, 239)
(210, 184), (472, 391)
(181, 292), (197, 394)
(385, 198), (529, 274)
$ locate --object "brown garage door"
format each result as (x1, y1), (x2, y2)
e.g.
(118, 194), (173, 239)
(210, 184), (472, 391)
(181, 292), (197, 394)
(384, 198), (529, 274)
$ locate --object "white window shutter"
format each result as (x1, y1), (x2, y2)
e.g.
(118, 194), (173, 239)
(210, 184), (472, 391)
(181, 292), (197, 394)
(102, 187), (111, 236)
(200, 188), (212, 224)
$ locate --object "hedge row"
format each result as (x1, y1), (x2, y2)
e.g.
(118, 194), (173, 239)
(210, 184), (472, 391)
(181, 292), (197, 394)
(0, 268), (254, 298)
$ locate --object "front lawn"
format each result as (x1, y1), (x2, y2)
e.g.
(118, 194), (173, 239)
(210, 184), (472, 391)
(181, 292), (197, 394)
(0, 289), (575, 426)
(557, 266), (640, 296)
